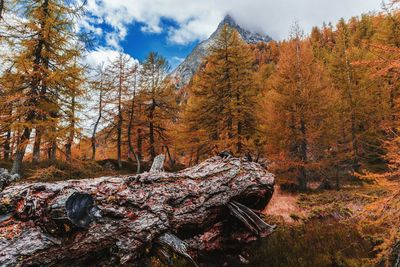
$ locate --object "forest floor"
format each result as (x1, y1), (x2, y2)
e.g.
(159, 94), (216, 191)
(264, 181), (390, 223)
(263, 186), (303, 223)
(252, 180), (396, 267)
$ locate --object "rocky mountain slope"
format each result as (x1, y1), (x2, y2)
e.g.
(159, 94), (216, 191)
(171, 15), (272, 89)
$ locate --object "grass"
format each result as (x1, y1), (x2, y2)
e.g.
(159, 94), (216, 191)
(245, 219), (374, 267)
(0, 159), (153, 182)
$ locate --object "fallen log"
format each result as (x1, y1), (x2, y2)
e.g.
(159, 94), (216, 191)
(0, 156), (275, 266)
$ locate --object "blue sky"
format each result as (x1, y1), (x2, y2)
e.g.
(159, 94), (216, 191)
(82, 0), (383, 70)
(83, 15), (200, 69)
(120, 19), (197, 68)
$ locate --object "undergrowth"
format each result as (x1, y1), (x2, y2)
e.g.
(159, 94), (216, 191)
(246, 219), (374, 267)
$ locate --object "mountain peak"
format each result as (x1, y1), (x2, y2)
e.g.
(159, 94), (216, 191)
(171, 15), (273, 88)
(220, 14), (237, 28)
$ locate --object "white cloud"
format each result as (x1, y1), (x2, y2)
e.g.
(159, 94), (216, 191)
(85, 0), (382, 47)
(84, 47), (120, 67)
(76, 16), (103, 36)
(84, 47), (139, 68)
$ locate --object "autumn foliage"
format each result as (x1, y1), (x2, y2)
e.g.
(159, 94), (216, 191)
(2, 1), (400, 264)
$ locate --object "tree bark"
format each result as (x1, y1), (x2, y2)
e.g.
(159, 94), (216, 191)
(0, 157), (275, 266)
(32, 128), (42, 163)
(49, 140), (57, 162)
(117, 80), (123, 170)
(11, 126), (32, 175)
(91, 93), (103, 161)
(66, 92), (76, 163)
(137, 128), (143, 162)
(3, 129), (11, 160)
(298, 116), (308, 191)
(149, 100), (156, 162)
(0, 0), (4, 20)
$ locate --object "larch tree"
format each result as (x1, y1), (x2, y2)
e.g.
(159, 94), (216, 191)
(367, 0), (400, 176)
(140, 52), (177, 162)
(63, 59), (85, 162)
(264, 24), (336, 190)
(90, 63), (109, 161)
(0, 0), (85, 174)
(183, 25), (259, 162)
(327, 18), (377, 174)
(229, 31), (259, 154)
(106, 53), (137, 169)
(126, 65), (141, 173)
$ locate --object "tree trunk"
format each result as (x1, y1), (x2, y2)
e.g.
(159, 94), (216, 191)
(10, 128), (18, 159)
(65, 143), (72, 162)
(3, 129), (11, 160)
(66, 93), (76, 163)
(116, 62), (124, 170)
(149, 121), (155, 161)
(128, 133), (141, 173)
(91, 74), (104, 161)
(137, 128), (143, 162)
(91, 110), (102, 160)
(149, 101), (156, 162)
(0, 157), (275, 266)
(298, 116), (308, 191)
(237, 121), (242, 154)
(117, 118), (122, 169)
(11, 126), (31, 175)
(91, 137), (97, 161)
(50, 141), (57, 162)
(0, 0), (4, 20)
(351, 110), (359, 172)
(164, 145), (175, 169)
(127, 81), (140, 173)
(32, 128), (42, 163)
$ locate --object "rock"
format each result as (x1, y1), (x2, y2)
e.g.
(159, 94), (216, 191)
(0, 168), (19, 192)
(149, 154), (165, 173)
